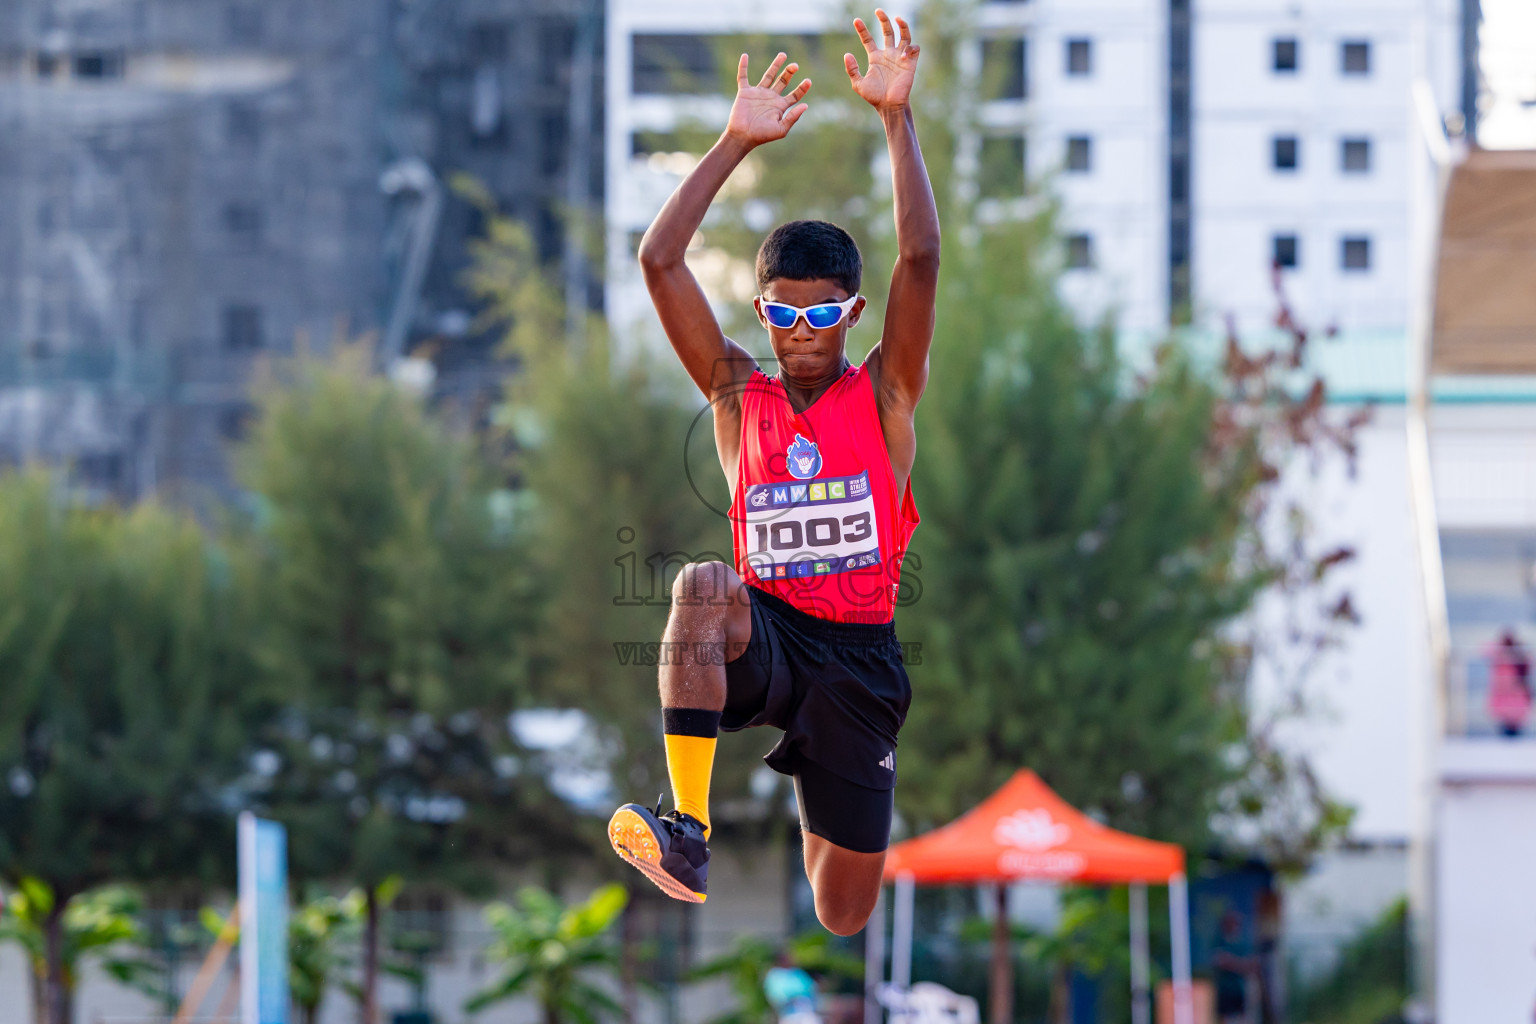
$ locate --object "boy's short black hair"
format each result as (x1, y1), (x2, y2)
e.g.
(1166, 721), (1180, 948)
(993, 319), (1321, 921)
(755, 220), (862, 295)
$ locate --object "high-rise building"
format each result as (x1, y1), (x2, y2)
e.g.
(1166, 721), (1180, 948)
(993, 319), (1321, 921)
(0, 1), (390, 505)
(1193, 0), (1466, 335)
(0, 0), (604, 505)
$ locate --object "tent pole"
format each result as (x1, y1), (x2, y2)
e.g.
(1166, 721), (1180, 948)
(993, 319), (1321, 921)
(989, 883), (1013, 1024)
(865, 886), (886, 1024)
(892, 873), (915, 996)
(1169, 873), (1194, 1024)
(1130, 883), (1150, 1024)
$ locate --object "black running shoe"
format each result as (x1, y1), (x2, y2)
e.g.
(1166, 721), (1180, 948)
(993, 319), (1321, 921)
(608, 801), (709, 903)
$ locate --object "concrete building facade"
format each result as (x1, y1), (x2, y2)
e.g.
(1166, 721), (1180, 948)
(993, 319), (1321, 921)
(0, 0), (604, 505)
(1191, 0), (1466, 335)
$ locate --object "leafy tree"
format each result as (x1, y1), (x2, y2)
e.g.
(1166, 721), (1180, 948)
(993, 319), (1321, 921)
(288, 890), (365, 1024)
(686, 932), (864, 1024)
(233, 342), (580, 1022)
(0, 879), (168, 1024)
(1290, 900), (1408, 1024)
(460, 196), (771, 820)
(465, 883), (629, 1024)
(0, 472), (250, 1024)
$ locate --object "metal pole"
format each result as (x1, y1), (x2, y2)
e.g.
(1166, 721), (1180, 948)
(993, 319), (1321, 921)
(563, 0), (599, 343)
(989, 884), (1013, 1024)
(865, 887), (887, 1024)
(1169, 873), (1194, 1024)
(378, 159), (443, 365)
(1130, 883), (1150, 1024)
(891, 873), (916, 995)
(1405, 75), (1455, 1022)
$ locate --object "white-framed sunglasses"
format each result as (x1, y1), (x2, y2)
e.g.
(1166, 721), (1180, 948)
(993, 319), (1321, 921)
(756, 295), (861, 330)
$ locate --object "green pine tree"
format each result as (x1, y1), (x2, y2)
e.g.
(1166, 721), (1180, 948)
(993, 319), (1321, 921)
(0, 471), (250, 1024)
(232, 341), (579, 1023)
(461, 199), (775, 827)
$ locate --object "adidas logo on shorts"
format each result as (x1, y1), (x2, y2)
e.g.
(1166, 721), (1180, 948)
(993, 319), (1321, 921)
(878, 752), (895, 771)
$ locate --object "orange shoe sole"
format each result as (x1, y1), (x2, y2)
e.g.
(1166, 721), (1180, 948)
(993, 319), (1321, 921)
(608, 807), (707, 904)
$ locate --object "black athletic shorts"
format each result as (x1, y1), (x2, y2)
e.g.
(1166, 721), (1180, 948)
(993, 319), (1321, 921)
(721, 585), (911, 853)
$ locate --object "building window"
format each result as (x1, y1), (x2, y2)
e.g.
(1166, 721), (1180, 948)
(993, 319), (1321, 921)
(36, 53), (59, 78)
(219, 405), (255, 440)
(539, 113), (566, 177)
(223, 305), (264, 351)
(1341, 137), (1371, 172)
(75, 452), (123, 491)
(227, 6), (263, 45)
(978, 135), (1026, 197)
(1272, 233), (1299, 269)
(1066, 135), (1092, 173)
(982, 37), (1027, 100)
(632, 34), (717, 95)
(1066, 233), (1094, 269)
(1168, 0), (1192, 319)
(539, 19), (576, 86)
(1066, 38), (1092, 76)
(469, 22), (510, 63)
(1272, 38), (1298, 73)
(73, 51), (124, 79)
(227, 102), (260, 149)
(1272, 135), (1299, 171)
(1341, 236), (1371, 270)
(390, 890), (451, 955)
(223, 203), (263, 248)
(1341, 41), (1371, 75)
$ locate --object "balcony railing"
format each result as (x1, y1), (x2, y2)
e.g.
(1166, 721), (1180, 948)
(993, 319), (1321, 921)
(1447, 648), (1535, 738)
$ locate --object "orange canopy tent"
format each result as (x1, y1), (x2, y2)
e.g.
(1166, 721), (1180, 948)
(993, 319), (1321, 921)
(883, 769), (1185, 885)
(866, 771), (1193, 1024)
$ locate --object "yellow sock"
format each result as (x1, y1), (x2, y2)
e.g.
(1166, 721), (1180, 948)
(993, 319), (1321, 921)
(662, 708), (721, 837)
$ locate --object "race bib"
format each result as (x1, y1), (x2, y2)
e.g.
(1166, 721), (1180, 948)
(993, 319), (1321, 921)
(741, 471), (883, 580)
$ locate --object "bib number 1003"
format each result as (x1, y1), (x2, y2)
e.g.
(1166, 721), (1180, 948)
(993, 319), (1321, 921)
(753, 510), (872, 552)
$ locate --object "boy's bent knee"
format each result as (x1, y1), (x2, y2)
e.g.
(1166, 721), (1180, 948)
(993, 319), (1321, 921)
(815, 902), (874, 937)
(812, 883), (879, 936)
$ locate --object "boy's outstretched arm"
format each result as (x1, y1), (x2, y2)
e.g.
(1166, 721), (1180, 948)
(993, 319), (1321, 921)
(638, 53), (812, 402)
(847, 10), (940, 419)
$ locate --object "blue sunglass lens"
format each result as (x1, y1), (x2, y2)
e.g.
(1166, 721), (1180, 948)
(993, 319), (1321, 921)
(764, 304), (800, 328)
(804, 305), (844, 329)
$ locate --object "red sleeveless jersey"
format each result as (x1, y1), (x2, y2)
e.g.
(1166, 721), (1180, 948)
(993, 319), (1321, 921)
(730, 365), (919, 624)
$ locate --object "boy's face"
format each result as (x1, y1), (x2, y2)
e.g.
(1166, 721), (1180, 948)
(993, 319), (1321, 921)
(754, 278), (866, 383)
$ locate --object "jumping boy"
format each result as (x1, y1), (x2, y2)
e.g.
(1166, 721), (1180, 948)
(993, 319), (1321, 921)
(608, 9), (938, 937)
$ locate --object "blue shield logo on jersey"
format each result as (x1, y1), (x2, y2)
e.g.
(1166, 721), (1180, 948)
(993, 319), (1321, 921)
(785, 434), (822, 480)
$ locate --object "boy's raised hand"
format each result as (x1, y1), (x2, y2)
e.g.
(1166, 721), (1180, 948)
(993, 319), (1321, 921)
(846, 9), (920, 111)
(725, 53), (812, 147)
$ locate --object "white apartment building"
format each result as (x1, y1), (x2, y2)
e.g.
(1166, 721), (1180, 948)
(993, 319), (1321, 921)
(976, 0), (1168, 335)
(1193, 0), (1466, 335)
